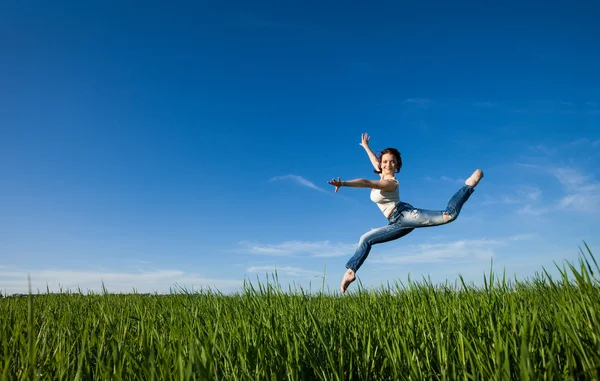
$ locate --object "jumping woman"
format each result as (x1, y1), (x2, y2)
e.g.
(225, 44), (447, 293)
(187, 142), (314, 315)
(328, 133), (484, 293)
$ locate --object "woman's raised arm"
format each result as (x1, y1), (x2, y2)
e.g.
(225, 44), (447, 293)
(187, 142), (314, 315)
(360, 133), (381, 173)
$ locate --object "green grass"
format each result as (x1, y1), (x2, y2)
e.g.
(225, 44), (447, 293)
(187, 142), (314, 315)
(2, 243), (600, 380)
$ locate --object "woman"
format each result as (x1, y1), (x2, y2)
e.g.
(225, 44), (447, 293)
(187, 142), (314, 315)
(328, 133), (483, 293)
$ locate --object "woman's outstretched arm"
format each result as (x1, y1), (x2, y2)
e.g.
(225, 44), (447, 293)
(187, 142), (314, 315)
(328, 177), (397, 193)
(360, 133), (381, 173)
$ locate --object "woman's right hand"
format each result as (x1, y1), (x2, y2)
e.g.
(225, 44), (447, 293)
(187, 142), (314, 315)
(359, 133), (370, 148)
(328, 177), (343, 192)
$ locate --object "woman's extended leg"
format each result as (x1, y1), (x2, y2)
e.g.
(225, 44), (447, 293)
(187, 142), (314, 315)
(398, 169), (483, 228)
(399, 185), (474, 227)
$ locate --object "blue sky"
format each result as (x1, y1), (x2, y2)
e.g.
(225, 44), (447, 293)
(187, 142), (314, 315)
(1, 1), (599, 294)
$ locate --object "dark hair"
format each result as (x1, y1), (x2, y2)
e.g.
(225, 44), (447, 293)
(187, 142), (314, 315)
(374, 148), (402, 174)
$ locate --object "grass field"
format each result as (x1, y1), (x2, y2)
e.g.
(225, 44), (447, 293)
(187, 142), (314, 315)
(1, 244), (599, 380)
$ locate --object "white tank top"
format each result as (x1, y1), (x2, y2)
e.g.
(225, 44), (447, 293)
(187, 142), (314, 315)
(370, 178), (399, 218)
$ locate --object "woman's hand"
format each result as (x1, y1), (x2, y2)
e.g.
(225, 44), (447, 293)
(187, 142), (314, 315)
(328, 177), (343, 192)
(359, 133), (371, 148)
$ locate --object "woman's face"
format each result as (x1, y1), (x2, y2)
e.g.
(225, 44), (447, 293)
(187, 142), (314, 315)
(380, 153), (397, 174)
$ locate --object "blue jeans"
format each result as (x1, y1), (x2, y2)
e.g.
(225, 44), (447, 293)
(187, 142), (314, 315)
(345, 185), (475, 272)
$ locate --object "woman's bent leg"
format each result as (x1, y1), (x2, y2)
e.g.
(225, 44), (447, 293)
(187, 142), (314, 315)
(345, 224), (415, 272)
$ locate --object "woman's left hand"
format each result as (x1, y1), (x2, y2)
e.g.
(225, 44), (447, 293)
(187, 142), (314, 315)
(328, 177), (342, 192)
(359, 133), (371, 148)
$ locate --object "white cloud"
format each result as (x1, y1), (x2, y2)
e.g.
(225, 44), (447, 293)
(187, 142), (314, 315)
(529, 138), (600, 156)
(246, 265), (322, 278)
(0, 269), (242, 295)
(566, 138), (600, 148)
(580, 183), (600, 193)
(507, 233), (536, 241)
(552, 167), (590, 187)
(516, 162), (600, 213)
(473, 101), (499, 107)
(509, 186), (543, 203)
(552, 167), (600, 213)
(269, 174), (328, 193)
(441, 176), (465, 183)
(559, 193), (600, 212)
(425, 175), (464, 183)
(530, 144), (555, 155)
(482, 186), (542, 206)
(585, 102), (600, 115)
(404, 98), (434, 108)
(372, 238), (500, 265)
(516, 204), (550, 216)
(240, 240), (356, 257)
(521, 187), (542, 201)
